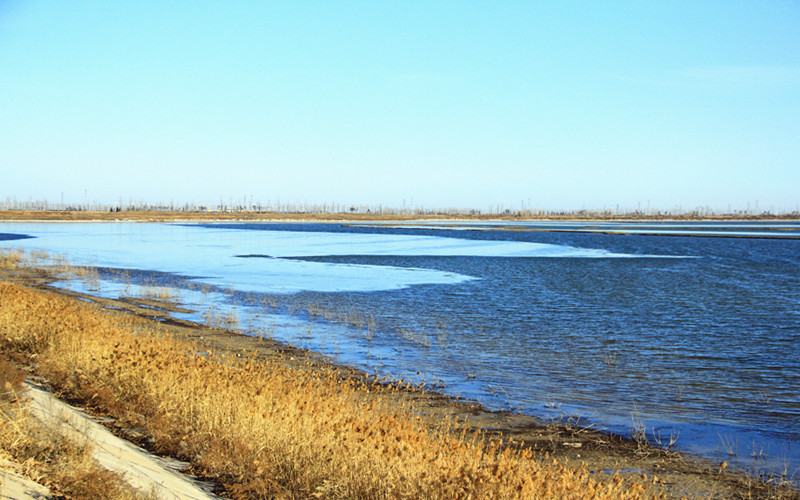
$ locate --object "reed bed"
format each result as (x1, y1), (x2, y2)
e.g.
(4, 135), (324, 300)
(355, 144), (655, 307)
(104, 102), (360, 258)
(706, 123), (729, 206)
(0, 281), (651, 499)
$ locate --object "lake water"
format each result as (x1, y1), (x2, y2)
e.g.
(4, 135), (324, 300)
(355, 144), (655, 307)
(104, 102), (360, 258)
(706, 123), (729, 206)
(1, 220), (798, 480)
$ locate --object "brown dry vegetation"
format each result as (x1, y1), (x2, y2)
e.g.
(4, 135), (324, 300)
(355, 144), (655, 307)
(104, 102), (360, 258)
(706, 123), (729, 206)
(0, 356), (152, 499)
(0, 281), (655, 499)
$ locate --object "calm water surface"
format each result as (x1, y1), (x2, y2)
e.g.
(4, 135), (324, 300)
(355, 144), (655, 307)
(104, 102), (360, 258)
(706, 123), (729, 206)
(2, 221), (798, 478)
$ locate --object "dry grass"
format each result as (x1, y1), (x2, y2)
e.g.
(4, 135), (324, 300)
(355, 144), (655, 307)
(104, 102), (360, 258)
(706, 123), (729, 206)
(0, 358), (151, 499)
(139, 284), (180, 301)
(0, 282), (654, 499)
(0, 248), (24, 269)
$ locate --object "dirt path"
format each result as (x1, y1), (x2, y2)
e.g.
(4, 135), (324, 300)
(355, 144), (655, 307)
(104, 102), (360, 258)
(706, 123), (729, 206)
(23, 382), (220, 500)
(0, 457), (52, 500)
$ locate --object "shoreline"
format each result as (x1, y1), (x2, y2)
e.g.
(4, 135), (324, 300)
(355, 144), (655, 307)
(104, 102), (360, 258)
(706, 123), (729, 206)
(1, 272), (652, 499)
(1, 263), (795, 498)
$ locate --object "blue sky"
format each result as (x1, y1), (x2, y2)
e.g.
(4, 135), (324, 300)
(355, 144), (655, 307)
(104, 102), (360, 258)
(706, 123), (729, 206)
(1, 1), (798, 213)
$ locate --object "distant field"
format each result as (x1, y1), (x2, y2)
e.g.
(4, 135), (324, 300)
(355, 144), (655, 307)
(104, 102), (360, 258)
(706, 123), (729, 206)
(0, 209), (796, 222)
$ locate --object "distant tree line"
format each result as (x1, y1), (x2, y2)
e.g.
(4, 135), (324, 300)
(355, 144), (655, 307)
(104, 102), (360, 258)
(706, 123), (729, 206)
(2, 196), (798, 218)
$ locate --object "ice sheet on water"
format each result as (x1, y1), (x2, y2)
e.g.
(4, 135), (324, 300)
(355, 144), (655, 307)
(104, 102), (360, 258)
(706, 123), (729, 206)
(0, 222), (654, 293)
(199, 224), (641, 258)
(0, 223), (469, 293)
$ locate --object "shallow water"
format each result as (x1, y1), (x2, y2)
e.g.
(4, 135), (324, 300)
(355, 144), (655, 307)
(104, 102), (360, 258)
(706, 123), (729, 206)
(1, 221), (798, 479)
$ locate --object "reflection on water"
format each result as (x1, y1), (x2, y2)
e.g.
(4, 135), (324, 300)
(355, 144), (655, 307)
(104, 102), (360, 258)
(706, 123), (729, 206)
(1, 221), (798, 479)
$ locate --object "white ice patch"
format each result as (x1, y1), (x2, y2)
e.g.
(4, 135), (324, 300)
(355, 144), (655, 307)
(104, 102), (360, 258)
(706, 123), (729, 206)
(206, 226), (636, 258)
(0, 222), (653, 294)
(0, 223), (470, 293)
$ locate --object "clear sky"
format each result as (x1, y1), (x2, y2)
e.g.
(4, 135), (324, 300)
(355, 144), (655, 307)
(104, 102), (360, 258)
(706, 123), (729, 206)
(1, 1), (798, 213)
